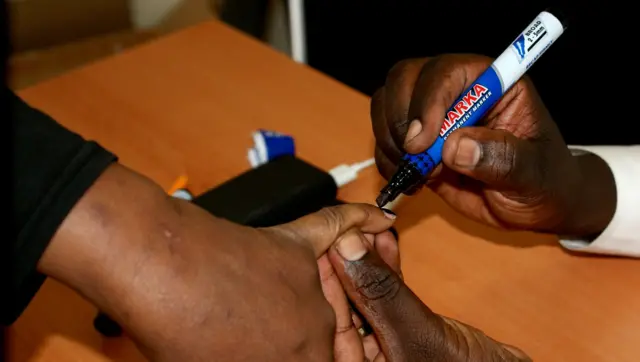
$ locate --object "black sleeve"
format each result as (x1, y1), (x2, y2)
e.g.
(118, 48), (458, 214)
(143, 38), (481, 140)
(6, 88), (117, 325)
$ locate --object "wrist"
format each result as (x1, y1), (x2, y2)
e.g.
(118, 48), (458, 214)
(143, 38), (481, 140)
(563, 152), (617, 238)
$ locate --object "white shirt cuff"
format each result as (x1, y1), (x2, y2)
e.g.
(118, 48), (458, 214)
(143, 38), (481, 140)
(559, 145), (640, 258)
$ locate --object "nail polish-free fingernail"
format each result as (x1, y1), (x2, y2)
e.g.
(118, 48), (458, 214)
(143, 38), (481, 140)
(336, 234), (368, 261)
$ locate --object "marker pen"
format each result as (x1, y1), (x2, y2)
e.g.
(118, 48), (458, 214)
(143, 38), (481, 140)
(376, 8), (568, 207)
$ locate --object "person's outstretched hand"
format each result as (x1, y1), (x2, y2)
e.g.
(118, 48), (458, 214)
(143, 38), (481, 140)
(323, 229), (531, 362)
(39, 164), (396, 362)
(318, 229), (401, 361)
(372, 54), (616, 237)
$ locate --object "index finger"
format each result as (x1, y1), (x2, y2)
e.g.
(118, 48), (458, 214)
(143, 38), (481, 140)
(276, 204), (396, 257)
(405, 54), (492, 154)
(376, 58), (429, 158)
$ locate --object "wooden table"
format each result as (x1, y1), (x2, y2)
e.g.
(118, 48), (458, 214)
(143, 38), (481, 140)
(10, 21), (640, 362)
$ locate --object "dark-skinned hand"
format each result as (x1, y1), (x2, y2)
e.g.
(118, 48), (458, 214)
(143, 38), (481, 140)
(320, 228), (531, 362)
(318, 230), (400, 361)
(372, 54), (616, 237)
(40, 164), (397, 362)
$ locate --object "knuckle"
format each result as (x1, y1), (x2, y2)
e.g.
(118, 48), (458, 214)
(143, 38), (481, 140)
(503, 137), (519, 181)
(317, 206), (344, 235)
(355, 204), (373, 223)
(421, 55), (467, 107)
(387, 58), (420, 83)
(351, 262), (401, 302)
(489, 135), (517, 182)
(341, 204), (370, 225)
(430, 54), (462, 73)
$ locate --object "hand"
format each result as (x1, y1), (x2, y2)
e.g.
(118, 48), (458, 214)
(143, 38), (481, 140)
(39, 164), (395, 361)
(372, 54), (616, 236)
(318, 230), (401, 361)
(325, 229), (531, 362)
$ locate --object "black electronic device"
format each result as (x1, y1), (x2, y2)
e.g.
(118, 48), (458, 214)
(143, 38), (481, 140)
(193, 155), (340, 227)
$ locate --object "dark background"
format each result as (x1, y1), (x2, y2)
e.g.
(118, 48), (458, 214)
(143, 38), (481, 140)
(3, 0), (9, 358)
(302, 0), (633, 145)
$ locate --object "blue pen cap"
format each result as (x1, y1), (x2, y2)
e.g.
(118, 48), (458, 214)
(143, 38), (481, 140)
(247, 129), (296, 168)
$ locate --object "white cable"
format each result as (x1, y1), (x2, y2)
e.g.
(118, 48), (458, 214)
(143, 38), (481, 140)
(329, 158), (376, 187)
(288, 0), (307, 63)
(351, 158), (376, 172)
(329, 158), (405, 210)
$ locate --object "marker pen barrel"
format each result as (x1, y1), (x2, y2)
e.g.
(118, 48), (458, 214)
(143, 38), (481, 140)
(376, 9), (567, 207)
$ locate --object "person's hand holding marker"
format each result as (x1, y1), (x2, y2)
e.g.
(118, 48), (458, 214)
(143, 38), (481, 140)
(371, 54), (617, 238)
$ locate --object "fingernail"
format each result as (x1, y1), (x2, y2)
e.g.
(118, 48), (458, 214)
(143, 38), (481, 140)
(336, 234), (368, 261)
(404, 119), (422, 146)
(381, 208), (396, 219)
(455, 138), (481, 168)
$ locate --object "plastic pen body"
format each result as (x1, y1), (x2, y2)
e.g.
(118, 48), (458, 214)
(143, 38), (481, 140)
(377, 10), (566, 207)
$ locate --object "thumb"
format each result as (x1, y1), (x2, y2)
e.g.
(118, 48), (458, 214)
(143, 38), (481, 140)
(441, 127), (545, 192)
(327, 231), (439, 361)
(328, 232), (532, 362)
(274, 204), (396, 258)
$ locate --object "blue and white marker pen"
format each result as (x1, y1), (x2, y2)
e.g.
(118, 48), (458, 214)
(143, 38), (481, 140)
(376, 8), (567, 207)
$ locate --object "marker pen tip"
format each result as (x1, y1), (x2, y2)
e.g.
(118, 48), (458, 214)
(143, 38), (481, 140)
(376, 192), (390, 208)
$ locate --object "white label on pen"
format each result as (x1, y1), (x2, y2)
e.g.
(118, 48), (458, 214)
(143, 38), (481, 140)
(511, 17), (548, 63)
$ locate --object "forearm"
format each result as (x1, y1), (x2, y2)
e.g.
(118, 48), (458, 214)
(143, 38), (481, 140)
(36, 163), (249, 355)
